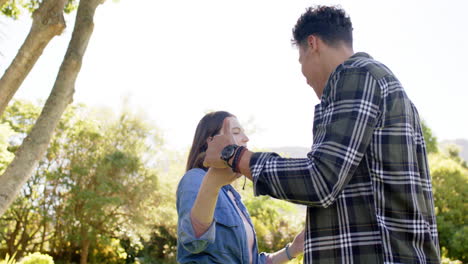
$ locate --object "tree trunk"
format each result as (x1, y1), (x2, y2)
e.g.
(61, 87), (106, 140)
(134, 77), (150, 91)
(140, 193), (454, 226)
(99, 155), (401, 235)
(0, 0), (66, 117)
(80, 238), (90, 264)
(0, 0), (105, 216)
(80, 225), (90, 264)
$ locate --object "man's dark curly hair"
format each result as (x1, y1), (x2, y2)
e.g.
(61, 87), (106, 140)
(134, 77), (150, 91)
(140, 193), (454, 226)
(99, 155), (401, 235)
(292, 5), (353, 48)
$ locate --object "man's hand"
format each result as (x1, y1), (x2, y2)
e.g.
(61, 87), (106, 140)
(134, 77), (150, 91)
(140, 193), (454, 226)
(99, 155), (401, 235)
(203, 117), (236, 168)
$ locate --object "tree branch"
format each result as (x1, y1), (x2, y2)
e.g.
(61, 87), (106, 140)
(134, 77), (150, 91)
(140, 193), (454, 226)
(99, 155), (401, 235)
(0, 0), (105, 216)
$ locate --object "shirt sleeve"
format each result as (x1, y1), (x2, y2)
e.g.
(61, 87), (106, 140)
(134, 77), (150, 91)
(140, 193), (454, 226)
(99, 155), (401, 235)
(251, 68), (381, 207)
(177, 169), (217, 253)
(257, 252), (269, 264)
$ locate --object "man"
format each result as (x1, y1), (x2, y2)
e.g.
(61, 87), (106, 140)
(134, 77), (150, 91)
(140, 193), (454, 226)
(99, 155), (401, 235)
(204, 5), (440, 264)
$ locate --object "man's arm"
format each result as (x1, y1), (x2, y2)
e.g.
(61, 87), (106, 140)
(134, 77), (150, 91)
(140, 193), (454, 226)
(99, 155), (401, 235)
(228, 68), (381, 207)
(255, 69), (380, 207)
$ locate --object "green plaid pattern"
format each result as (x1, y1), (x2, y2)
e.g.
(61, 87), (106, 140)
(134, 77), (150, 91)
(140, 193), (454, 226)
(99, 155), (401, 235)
(250, 53), (440, 264)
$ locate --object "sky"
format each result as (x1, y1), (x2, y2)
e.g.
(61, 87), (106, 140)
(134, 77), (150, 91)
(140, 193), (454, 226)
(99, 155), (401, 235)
(1, 0), (467, 152)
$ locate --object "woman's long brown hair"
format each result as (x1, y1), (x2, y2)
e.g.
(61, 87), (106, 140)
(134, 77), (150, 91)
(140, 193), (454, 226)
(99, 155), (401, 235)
(186, 111), (234, 171)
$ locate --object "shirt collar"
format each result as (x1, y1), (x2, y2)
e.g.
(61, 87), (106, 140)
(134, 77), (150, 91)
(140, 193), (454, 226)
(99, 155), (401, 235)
(349, 52), (373, 60)
(320, 52), (373, 102)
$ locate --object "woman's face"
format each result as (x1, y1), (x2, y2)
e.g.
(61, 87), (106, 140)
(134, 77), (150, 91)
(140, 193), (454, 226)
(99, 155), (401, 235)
(222, 116), (249, 147)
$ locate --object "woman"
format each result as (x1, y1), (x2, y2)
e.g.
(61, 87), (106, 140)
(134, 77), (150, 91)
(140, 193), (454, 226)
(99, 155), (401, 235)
(177, 111), (304, 263)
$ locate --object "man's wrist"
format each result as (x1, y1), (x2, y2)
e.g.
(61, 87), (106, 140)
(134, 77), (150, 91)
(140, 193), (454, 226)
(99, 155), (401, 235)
(231, 146), (247, 173)
(225, 145), (241, 167)
(238, 150), (253, 179)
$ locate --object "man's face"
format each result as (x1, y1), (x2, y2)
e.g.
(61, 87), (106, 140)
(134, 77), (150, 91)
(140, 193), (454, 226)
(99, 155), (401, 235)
(298, 45), (316, 88)
(298, 43), (324, 99)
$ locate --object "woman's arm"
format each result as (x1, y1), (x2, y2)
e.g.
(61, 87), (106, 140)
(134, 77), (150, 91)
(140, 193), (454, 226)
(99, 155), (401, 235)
(190, 168), (238, 237)
(265, 229), (304, 264)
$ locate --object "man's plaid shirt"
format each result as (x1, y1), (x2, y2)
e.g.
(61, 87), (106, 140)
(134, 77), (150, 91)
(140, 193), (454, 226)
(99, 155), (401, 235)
(250, 53), (440, 264)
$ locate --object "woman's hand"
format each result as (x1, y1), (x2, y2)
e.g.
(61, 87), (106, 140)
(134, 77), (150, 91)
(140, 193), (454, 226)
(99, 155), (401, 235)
(289, 229), (305, 257)
(205, 167), (239, 189)
(204, 118), (236, 169)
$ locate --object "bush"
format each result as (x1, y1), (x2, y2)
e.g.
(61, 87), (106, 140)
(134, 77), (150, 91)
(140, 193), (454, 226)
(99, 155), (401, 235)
(441, 250), (463, 264)
(0, 252), (17, 264)
(18, 253), (53, 264)
(231, 177), (305, 262)
(430, 153), (468, 262)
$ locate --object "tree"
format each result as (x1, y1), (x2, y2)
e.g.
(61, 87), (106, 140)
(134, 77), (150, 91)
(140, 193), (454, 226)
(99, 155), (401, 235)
(421, 120), (438, 154)
(129, 150), (184, 264)
(0, 123), (14, 174)
(0, 0), (7, 12)
(0, 0), (105, 217)
(0, 0), (67, 117)
(0, 101), (51, 259)
(58, 110), (160, 264)
(0, 173), (45, 259)
(1, 100), (164, 264)
(430, 152), (468, 262)
(244, 194), (304, 251)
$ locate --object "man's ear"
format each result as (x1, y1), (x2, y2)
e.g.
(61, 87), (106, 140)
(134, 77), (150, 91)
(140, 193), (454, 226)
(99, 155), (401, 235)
(306, 35), (319, 52)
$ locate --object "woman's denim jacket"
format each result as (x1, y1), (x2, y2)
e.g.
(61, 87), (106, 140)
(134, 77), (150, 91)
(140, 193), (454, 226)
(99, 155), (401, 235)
(176, 168), (267, 264)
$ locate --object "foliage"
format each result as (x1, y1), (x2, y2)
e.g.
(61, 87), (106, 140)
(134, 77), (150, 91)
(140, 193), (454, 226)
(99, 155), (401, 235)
(135, 226), (177, 264)
(18, 252), (53, 264)
(0, 101), (43, 259)
(441, 247), (463, 264)
(0, 123), (14, 174)
(2, 102), (465, 264)
(0, 100), (164, 263)
(442, 144), (468, 168)
(87, 239), (126, 264)
(441, 258), (462, 264)
(235, 179), (305, 263)
(237, 149), (306, 262)
(129, 150), (185, 264)
(430, 152), (468, 262)
(421, 120), (438, 154)
(0, 252), (17, 264)
(245, 195), (303, 252)
(1, 0), (77, 19)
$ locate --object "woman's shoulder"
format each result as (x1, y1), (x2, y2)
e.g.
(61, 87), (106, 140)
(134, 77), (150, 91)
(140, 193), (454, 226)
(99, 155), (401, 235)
(184, 168), (206, 178)
(177, 168), (207, 193)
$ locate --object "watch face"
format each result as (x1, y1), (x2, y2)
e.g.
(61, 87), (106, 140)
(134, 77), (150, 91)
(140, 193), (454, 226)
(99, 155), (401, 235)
(221, 144), (237, 161)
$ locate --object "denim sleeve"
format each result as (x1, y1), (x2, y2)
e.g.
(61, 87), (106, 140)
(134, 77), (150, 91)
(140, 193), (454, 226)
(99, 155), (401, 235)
(256, 252), (269, 264)
(176, 169), (217, 253)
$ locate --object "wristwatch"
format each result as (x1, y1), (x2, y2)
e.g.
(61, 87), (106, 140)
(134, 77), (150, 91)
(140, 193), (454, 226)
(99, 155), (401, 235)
(285, 243), (295, 260)
(220, 144), (239, 167)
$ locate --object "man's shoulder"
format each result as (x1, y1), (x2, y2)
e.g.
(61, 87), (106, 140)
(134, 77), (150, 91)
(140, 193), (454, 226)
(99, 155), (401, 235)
(340, 52), (394, 81)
